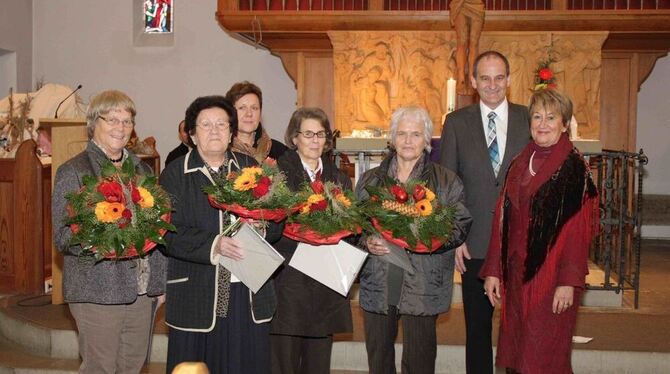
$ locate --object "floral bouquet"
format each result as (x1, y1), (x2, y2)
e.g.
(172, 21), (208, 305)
(65, 160), (175, 262)
(204, 158), (300, 222)
(361, 178), (456, 253)
(283, 180), (363, 245)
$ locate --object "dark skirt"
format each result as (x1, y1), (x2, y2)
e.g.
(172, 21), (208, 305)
(166, 283), (271, 374)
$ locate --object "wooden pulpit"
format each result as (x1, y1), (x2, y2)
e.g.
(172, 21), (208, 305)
(40, 118), (88, 304)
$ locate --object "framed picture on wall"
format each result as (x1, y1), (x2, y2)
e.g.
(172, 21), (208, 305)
(143, 0), (173, 34)
(134, 0), (174, 46)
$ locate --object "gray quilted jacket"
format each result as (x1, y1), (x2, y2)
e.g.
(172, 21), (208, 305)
(355, 152), (472, 316)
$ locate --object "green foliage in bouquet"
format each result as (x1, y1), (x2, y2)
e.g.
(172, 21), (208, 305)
(361, 177), (456, 250)
(65, 159), (175, 262)
(289, 180), (363, 237)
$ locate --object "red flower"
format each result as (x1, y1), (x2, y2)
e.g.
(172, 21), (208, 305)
(390, 185), (408, 203)
(97, 180), (124, 203)
(258, 176), (272, 187)
(412, 185), (426, 201)
(538, 68), (553, 81)
(311, 180), (325, 194)
(331, 187), (342, 196)
(309, 199), (328, 212)
(131, 184), (141, 203)
(118, 208), (133, 228)
(252, 182), (270, 198)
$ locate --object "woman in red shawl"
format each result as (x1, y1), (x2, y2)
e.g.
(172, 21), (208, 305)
(480, 89), (598, 374)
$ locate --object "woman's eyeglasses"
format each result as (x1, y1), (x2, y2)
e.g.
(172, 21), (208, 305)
(98, 116), (134, 128)
(298, 130), (328, 139)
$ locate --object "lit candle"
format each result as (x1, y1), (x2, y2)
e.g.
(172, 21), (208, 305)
(447, 77), (456, 113)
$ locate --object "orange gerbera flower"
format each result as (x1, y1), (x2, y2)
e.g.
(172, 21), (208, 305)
(243, 167), (263, 176)
(425, 188), (436, 202)
(233, 172), (258, 191)
(415, 199), (433, 216)
(335, 193), (352, 208)
(94, 201), (125, 222)
(301, 194), (326, 214)
(137, 187), (155, 208)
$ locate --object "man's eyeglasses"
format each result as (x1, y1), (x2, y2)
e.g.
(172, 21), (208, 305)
(298, 130), (328, 139)
(98, 116), (134, 128)
(197, 122), (230, 131)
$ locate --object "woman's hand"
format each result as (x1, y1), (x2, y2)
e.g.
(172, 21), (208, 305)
(552, 286), (575, 314)
(215, 236), (244, 261)
(366, 236), (390, 256)
(483, 276), (501, 307)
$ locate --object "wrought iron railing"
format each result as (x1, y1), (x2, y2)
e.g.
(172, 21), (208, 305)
(584, 149), (648, 308)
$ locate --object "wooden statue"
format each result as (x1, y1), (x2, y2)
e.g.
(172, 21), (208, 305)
(450, 0), (485, 95)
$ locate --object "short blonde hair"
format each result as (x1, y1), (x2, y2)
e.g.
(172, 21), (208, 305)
(86, 90), (136, 139)
(528, 89), (573, 130)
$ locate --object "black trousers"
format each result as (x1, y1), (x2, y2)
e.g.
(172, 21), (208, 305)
(462, 258), (495, 374)
(364, 306), (438, 374)
(270, 334), (333, 374)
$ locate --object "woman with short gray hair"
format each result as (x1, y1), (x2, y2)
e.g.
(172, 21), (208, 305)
(52, 90), (166, 374)
(356, 106), (472, 374)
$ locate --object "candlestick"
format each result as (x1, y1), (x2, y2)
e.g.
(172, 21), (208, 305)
(447, 77), (456, 113)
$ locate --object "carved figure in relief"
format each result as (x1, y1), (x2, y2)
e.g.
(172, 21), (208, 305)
(508, 41), (547, 106)
(352, 66), (390, 128)
(552, 39), (601, 137)
(350, 42), (394, 128)
(450, 0), (485, 95)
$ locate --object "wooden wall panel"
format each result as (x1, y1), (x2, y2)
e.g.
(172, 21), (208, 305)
(299, 53), (335, 122)
(0, 181), (14, 286)
(600, 54), (632, 151)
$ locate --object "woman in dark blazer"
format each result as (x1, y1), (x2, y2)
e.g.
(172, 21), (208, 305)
(270, 107), (353, 374)
(160, 95), (282, 374)
(52, 90), (166, 374)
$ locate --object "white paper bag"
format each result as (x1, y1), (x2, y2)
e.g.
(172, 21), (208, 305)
(219, 222), (284, 293)
(289, 241), (368, 297)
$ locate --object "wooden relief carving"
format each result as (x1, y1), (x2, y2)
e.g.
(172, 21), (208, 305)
(330, 31), (457, 135)
(480, 32), (607, 140)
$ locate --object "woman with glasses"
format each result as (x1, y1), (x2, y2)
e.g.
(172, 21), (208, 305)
(159, 95), (282, 373)
(270, 107), (353, 374)
(225, 81), (288, 163)
(52, 90), (167, 374)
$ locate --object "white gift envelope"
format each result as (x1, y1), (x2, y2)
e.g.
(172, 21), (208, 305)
(219, 222), (284, 293)
(289, 241), (368, 297)
(376, 238), (414, 274)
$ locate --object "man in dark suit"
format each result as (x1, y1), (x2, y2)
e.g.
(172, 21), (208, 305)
(439, 50), (530, 374)
(165, 119), (190, 166)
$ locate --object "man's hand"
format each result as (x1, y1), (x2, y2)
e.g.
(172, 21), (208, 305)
(455, 243), (471, 273)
